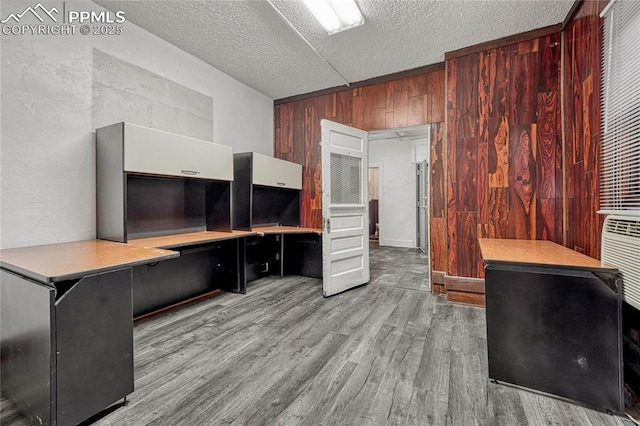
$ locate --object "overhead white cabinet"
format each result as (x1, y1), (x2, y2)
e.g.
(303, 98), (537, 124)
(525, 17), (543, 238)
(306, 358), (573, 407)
(122, 123), (233, 181)
(251, 152), (302, 190)
(96, 122), (234, 242)
(232, 152), (302, 230)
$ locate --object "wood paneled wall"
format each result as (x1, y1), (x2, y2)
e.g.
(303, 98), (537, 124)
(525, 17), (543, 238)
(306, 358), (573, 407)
(274, 2), (607, 300)
(446, 34), (563, 279)
(563, 0), (607, 259)
(274, 71), (447, 273)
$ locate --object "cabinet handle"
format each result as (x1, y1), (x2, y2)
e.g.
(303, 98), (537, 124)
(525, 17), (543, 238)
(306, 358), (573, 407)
(276, 182), (286, 186)
(181, 170), (200, 175)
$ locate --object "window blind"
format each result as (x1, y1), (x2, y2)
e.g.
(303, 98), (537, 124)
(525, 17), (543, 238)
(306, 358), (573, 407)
(600, 0), (640, 213)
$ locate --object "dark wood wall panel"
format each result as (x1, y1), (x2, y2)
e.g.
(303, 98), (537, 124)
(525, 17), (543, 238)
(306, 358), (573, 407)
(563, 0), (607, 258)
(274, 69), (447, 271)
(275, 5), (606, 289)
(446, 32), (562, 278)
(430, 122), (446, 272)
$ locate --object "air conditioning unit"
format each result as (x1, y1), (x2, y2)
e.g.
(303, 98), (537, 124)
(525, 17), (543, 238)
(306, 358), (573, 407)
(602, 215), (640, 310)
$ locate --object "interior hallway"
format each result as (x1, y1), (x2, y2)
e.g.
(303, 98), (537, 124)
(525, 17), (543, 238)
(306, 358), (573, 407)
(0, 245), (620, 425)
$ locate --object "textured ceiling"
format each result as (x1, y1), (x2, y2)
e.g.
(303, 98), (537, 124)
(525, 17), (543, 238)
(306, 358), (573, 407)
(95, 0), (573, 100)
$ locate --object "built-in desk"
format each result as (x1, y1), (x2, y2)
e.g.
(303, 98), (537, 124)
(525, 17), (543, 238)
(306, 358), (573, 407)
(478, 238), (623, 413)
(128, 230), (257, 249)
(127, 231), (256, 316)
(251, 226), (323, 280)
(254, 226), (322, 236)
(0, 240), (177, 426)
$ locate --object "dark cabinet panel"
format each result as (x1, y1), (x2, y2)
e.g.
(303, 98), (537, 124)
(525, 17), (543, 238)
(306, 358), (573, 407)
(56, 269), (133, 426)
(486, 264), (623, 413)
(245, 235), (280, 282)
(132, 242), (239, 317)
(1, 268), (134, 426)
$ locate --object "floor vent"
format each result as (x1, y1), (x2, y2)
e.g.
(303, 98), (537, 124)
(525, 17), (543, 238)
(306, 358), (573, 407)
(602, 215), (640, 310)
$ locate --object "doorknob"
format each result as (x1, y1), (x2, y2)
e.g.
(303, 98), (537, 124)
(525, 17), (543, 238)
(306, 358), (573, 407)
(326, 218), (331, 233)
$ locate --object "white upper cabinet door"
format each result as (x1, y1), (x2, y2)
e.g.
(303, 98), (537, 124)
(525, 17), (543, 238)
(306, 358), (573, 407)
(251, 153), (302, 190)
(123, 123), (233, 181)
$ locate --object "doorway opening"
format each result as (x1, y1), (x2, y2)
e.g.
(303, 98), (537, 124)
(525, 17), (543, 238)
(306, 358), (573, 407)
(367, 124), (431, 290)
(368, 166), (380, 241)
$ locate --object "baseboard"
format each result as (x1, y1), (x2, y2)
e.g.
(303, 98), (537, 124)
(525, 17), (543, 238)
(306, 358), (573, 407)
(431, 270), (445, 285)
(446, 290), (486, 307)
(379, 238), (415, 248)
(444, 275), (485, 294)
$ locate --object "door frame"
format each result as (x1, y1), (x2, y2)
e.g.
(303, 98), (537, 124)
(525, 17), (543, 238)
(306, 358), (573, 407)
(368, 161), (384, 242)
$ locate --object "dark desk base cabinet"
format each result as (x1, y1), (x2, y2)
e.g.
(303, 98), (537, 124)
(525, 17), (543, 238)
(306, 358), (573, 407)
(485, 264), (623, 413)
(132, 239), (247, 317)
(283, 234), (322, 279)
(1, 268), (134, 426)
(623, 302), (640, 401)
(245, 235), (280, 282)
(245, 233), (323, 283)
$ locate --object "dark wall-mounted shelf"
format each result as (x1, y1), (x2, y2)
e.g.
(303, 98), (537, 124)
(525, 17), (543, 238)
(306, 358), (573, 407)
(126, 175), (231, 240)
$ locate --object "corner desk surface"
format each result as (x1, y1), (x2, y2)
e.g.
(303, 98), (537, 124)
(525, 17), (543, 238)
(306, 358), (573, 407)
(477, 238), (615, 272)
(0, 239), (178, 283)
(254, 226), (322, 235)
(127, 230), (257, 249)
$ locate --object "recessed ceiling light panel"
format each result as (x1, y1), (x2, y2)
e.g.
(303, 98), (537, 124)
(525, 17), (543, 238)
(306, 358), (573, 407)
(301, 0), (364, 35)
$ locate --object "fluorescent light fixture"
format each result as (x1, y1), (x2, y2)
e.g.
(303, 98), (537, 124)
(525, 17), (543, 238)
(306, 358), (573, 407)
(301, 0), (364, 35)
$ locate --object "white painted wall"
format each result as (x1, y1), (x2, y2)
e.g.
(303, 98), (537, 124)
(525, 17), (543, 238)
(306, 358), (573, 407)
(368, 138), (416, 248)
(0, 0), (274, 249)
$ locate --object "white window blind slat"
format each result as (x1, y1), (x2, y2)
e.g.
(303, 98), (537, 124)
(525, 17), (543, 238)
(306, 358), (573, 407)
(600, 0), (640, 213)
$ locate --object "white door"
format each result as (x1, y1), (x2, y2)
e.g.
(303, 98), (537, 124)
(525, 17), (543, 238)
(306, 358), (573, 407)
(321, 120), (369, 297)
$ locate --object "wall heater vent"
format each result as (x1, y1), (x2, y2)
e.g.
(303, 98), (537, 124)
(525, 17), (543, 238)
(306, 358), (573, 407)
(602, 215), (640, 310)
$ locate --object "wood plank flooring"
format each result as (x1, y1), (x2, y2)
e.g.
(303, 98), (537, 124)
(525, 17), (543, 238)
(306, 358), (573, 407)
(0, 245), (624, 425)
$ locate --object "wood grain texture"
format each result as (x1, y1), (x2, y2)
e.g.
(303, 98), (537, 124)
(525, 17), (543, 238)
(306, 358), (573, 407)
(488, 116), (509, 187)
(563, 0), (605, 260)
(510, 50), (538, 125)
(456, 212), (477, 278)
(536, 92), (557, 199)
(430, 218), (446, 271)
(444, 275), (485, 294)
(430, 123), (445, 218)
(254, 226), (322, 235)
(274, 69), (446, 258)
(488, 188), (509, 239)
(457, 138), (478, 212)
(478, 51), (491, 146)
(490, 46), (511, 118)
(538, 34), (561, 93)
(447, 111), (458, 277)
(445, 24), (561, 60)
(274, 63), (445, 105)
(128, 231), (256, 249)
(477, 238), (614, 271)
(445, 30), (561, 279)
(0, 240), (178, 283)
(477, 143), (489, 225)
(446, 290), (486, 307)
(508, 124), (537, 239)
(456, 54), (478, 139)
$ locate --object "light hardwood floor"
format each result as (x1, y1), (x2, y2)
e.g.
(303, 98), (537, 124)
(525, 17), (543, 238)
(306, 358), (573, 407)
(0, 245), (624, 425)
